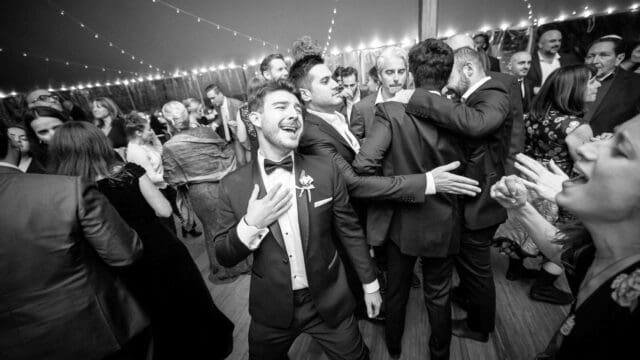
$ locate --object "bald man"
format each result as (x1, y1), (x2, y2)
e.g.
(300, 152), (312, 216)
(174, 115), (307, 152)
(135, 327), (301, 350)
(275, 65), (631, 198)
(26, 89), (63, 111)
(508, 51), (533, 112)
(526, 27), (580, 92)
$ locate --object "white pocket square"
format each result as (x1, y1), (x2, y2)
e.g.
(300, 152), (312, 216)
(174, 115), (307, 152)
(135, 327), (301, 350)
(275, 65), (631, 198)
(314, 197), (333, 208)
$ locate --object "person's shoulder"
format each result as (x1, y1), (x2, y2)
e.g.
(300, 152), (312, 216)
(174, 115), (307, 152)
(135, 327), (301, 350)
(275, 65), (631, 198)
(295, 152), (334, 174)
(220, 161), (252, 186)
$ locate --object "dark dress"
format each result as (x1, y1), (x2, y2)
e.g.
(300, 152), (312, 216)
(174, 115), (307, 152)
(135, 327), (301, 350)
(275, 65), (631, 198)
(97, 163), (234, 360)
(537, 244), (640, 359)
(106, 117), (128, 148)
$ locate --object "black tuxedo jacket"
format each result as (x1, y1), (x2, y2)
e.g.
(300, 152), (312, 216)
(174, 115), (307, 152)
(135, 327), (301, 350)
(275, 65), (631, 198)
(526, 51), (581, 88)
(349, 92), (377, 140)
(352, 100), (464, 257)
(586, 69), (640, 135)
(520, 77), (534, 114)
(490, 71), (525, 175)
(298, 111), (426, 203)
(213, 154), (377, 329)
(405, 79), (510, 230)
(489, 56), (501, 72)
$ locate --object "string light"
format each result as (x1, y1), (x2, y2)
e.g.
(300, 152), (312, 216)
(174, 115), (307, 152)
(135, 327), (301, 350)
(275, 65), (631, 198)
(47, 0), (168, 75)
(323, 1), (340, 55)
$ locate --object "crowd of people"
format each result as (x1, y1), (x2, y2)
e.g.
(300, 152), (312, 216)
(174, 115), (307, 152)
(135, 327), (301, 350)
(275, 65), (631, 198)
(2, 24), (640, 360)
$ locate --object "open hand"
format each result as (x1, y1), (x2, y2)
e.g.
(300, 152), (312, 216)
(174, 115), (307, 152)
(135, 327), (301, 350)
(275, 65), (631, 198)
(514, 154), (567, 203)
(432, 161), (481, 196)
(245, 183), (293, 229)
(364, 291), (382, 318)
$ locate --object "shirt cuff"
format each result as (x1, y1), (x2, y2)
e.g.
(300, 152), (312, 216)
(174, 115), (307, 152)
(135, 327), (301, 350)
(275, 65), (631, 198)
(425, 172), (436, 195)
(362, 279), (380, 294)
(236, 217), (269, 250)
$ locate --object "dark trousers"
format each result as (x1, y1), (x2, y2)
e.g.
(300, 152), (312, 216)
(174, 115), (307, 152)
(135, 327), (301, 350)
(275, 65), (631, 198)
(456, 225), (499, 333)
(104, 327), (153, 360)
(249, 289), (368, 360)
(385, 241), (453, 360)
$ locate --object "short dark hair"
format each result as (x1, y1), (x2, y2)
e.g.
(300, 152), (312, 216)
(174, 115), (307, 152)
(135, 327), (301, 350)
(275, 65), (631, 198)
(536, 25), (561, 41)
(473, 33), (490, 50)
(368, 66), (379, 83)
(124, 112), (148, 138)
(289, 54), (325, 90)
(341, 66), (358, 81)
(588, 37), (625, 56)
(530, 64), (597, 121)
(260, 54), (285, 75)
(0, 118), (9, 158)
(408, 39), (454, 88)
(204, 84), (222, 94)
(332, 66), (344, 81)
(248, 80), (301, 113)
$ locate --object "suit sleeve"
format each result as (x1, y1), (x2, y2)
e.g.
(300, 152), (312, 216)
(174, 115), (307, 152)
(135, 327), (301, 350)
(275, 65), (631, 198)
(213, 180), (254, 267)
(405, 88), (509, 138)
(77, 178), (142, 267)
(505, 78), (526, 174)
(349, 104), (365, 140)
(304, 131), (425, 203)
(330, 161), (377, 285)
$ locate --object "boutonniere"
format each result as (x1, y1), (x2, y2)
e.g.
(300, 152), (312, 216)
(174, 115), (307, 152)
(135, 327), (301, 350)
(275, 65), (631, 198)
(295, 170), (315, 202)
(611, 269), (640, 312)
(559, 314), (576, 336)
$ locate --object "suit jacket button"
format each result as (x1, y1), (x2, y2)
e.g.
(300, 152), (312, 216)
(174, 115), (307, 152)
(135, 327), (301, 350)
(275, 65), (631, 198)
(283, 258), (289, 264)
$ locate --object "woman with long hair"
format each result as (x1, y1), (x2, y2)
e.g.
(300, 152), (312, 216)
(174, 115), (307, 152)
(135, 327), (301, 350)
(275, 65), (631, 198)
(22, 106), (69, 172)
(491, 114), (640, 359)
(495, 64), (601, 304)
(91, 97), (128, 150)
(49, 121), (234, 360)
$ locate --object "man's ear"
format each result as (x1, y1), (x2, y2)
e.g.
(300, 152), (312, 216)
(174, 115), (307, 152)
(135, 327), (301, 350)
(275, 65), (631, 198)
(463, 62), (475, 78)
(248, 111), (262, 129)
(299, 88), (312, 103)
(615, 53), (625, 66)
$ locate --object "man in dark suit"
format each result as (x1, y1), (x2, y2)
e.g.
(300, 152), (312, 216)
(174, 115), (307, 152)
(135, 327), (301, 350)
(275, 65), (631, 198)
(397, 46), (511, 343)
(0, 119), (150, 360)
(583, 37), (640, 135)
(507, 51), (534, 113)
(526, 27), (581, 92)
(353, 39), (468, 360)
(213, 80), (382, 360)
(205, 84), (250, 165)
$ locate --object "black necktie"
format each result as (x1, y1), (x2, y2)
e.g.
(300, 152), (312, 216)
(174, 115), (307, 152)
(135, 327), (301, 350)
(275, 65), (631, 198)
(264, 157), (293, 174)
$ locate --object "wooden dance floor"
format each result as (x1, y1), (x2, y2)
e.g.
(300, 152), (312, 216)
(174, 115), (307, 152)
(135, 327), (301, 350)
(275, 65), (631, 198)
(181, 230), (569, 360)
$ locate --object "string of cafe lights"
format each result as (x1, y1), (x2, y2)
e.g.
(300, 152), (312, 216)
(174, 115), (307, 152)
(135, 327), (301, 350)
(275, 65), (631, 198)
(47, 0), (169, 75)
(0, 47), (140, 77)
(322, 1), (340, 55)
(150, 0), (283, 52)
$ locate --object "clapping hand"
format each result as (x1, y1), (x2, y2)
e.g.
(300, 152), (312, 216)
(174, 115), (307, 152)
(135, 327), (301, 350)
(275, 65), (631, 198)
(431, 161), (482, 196)
(514, 154), (567, 203)
(244, 183), (293, 229)
(490, 175), (528, 209)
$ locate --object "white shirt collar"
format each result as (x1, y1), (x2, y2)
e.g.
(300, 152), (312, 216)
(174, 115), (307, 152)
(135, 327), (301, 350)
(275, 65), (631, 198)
(374, 88), (385, 105)
(461, 76), (491, 102)
(538, 51), (561, 63)
(0, 161), (22, 171)
(306, 108), (345, 125)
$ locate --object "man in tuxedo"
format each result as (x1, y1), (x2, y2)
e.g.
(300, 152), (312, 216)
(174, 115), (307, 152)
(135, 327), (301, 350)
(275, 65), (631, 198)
(0, 119), (150, 360)
(205, 84), (250, 165)
(350, 47), (408, 141)
(213, 80), (382, 360)
(508, 51), (534, 113)
(395, 46), (511, 343)
(526, 27), (580, 93)
(352, 38), (467, 360)
(260, 53), (289, 81)
(583, 37), (640, 135)
(473, 33), (500, 72)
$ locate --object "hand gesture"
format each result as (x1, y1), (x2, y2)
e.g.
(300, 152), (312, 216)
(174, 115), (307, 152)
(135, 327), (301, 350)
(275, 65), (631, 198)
(244, 183), (293, 229)
(431, 161), (481, 196)
(339, 87), (354, 101)
(390, 89), (415, 104)
(514, 154), (567, 203)
(364, 291), (382, 318)
(590, 132), (613, 142)
(490, 175), (528, 209)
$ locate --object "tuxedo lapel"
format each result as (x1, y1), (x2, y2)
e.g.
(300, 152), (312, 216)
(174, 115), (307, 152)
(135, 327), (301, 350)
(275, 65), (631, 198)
(251, 160), (286, 251)
(306, 112), (354, 153)
(294, 154), (310, 253)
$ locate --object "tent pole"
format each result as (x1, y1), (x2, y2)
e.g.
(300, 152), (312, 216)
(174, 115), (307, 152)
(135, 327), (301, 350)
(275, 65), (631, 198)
(419, 0), (438, 40)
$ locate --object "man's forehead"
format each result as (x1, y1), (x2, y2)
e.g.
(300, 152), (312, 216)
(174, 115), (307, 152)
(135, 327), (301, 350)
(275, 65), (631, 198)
(589, 41), (615, 53)
(270, 58), (286, 68)
(541, 30), (561, 41)
(309, 64), (332, 80)
(27, 90), (50, 101)
(342, 74), (357, 83)
(265, 90), (300, 105)
(512, 52), (531, 62)
(381, 57), (406, 71)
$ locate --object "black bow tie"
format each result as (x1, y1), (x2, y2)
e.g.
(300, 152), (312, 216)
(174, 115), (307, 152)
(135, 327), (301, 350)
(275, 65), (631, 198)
(264, 156), (293, 174)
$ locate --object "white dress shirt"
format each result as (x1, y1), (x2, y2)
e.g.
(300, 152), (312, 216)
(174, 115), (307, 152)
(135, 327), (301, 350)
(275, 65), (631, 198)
(538, 52), (561, 86)
(220, 96), (231, 141)
(236, 151), (379, 293)
(0, 161), (21, 171)
(17, 156), (32, 172)
(345, 89), (361, 123)
(307, 109), (360, 153)
(126, 142), (167, 189)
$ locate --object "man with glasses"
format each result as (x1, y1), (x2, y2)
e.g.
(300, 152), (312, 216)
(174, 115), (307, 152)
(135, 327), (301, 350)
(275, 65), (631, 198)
(26, 89), (63, 111)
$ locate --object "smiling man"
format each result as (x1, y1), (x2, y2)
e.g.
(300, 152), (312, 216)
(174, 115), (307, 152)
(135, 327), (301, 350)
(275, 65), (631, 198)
(526, 27), (580, 92)
(213, 80), (381, 360)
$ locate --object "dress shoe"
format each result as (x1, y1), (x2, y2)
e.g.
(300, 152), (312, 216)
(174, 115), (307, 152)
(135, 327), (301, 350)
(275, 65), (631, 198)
(530, 272), (574, 305)
(506, 258), (541, 281)
(452, 319), (489, 342)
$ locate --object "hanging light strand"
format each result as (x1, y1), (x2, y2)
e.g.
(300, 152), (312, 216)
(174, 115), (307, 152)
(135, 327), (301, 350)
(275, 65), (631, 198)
(151, 0), (282, 51)
(322, 1), (340, 55)
(47, 0), (169, 75)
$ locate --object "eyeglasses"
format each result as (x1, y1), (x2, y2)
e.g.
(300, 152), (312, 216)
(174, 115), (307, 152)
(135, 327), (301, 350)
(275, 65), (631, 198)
(31, 94), (60, 103)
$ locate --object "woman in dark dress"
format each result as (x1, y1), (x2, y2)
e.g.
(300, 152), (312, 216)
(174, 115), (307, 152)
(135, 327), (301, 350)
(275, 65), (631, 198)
(49, 121), (234, 360)
(491, 114), (640, 359)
